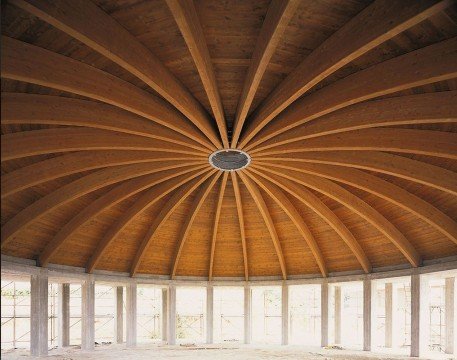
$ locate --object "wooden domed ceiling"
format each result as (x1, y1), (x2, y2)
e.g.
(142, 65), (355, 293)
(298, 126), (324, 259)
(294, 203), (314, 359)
(1, 0), (457, 279)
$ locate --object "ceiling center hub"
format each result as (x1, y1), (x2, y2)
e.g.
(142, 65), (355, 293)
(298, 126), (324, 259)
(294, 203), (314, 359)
(209, 149), (251, 171)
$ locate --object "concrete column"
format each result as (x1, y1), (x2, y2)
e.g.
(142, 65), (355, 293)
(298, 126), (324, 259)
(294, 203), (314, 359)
(320, 281), (329, 347)
(167, 285), (176, 345)
(81, 278), (95, 351)
(363, 278), (375, 351)
(162, 288), (168, 342)
(244, 285), (251, 344)
(281, 282), (289, 345)
(30, 270), (48, 356)
(115, 286), (123, 344)
(411, 273), (429, 357)
(206, 285), (214, 344)
(334, 286), (341, 345)
(445, 277), (455, 355)
(385, 283), (393, 348)
(126, 283), (137, 347)
(58, 283), (70, 348)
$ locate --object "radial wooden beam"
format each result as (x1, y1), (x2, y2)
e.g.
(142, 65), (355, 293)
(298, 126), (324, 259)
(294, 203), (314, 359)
(244, 170), (328, 277)
(231, 172), (249, 281)
(251, 128), (457, 160)
(1, 161), (205, 248)
(1, 93), (207, 152)
(258, 161), (457, 245)
(40, 166), (209, 267)
(237, 171), (287, 280)
(239, 0), (452, 148)
(250, 91), (457, 152)
(230, 0), (299, 148)
(242, 36), (457, 149)
(85, 169), (214, 273)
(255, 151), (457, 196)
(166, 0), (229, 148)
(1, 127), (206, 161)
(1, 151), (205, 199)
(0, 36), (215, 150)
(248, 167), (372, 274)
(10, 0), (222, 149)
(171, 172), (222, 278)
(254, 164), (422, 267)
(208, 172), (229, 281)
(130, 170), (218, 276)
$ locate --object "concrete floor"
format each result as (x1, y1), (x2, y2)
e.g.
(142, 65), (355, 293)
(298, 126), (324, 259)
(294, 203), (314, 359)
(1, 344), (454, 360)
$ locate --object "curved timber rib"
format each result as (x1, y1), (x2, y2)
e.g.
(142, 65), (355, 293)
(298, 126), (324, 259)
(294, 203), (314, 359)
(256, 160), (457, 245)
(1, 93), (208, 152)
(39, 166), (209, 267)
(208, 172), (229, 281)
(238, 171), (287, 280)
(1, 151), (206, 199)
(230, 0), (299, 148)
(255, 152), (457, 196)
(231, 172), (249, 281)
(248, 167), (372, 273)
(0, 36), (215, 150)
(1, 161), (206, 248)
(171, 172), (222, 279)
(166, 0), (229, 147)
(243, 36), (457, 150)
(250, 91), (457, 152)
(244, 169), (328, 277)
(130, 170), (218, 276)
(239, 0), (452, 147)
(10, 0), (222, 149)
(254, 164), (422, 267)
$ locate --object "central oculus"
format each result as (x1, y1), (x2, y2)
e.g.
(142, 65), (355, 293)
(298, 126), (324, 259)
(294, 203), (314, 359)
(209, 149), (251, 171)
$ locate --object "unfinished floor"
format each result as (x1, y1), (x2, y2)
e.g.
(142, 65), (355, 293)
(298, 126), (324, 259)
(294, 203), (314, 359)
(1, 344), (454, 360)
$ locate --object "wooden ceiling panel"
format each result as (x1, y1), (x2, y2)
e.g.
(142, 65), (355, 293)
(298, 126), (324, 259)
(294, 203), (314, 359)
(1, 0), (456, 279)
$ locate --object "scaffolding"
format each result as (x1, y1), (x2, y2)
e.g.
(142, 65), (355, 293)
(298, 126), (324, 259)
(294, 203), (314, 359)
(137, 286), (161, 342)
(213, 287), (244, 343)
(1, 280), (31, 350)
(289, 285), (321, 345)
(176, 288), (205, 342)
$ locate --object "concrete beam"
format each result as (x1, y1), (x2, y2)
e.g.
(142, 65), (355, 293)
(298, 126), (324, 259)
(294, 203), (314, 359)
(81, 278), (95, 351)
(445, 277), (455, 355)
(206, 285), (214, 344)
(244, 285), (251, 344)
(30, 270), (48, 356)
(126, 283), (137, 347)
(282, 282), (289, 345)
(167, 285), (176, 345)
(384, 283), (393, 348)
(334, 286), (341, 345)
(115, 286), (123, 344)
(321, 281), (329, 347)
(58, 283), (70, 348)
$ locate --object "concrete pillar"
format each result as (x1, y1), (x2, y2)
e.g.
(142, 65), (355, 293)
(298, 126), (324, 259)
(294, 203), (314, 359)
(58, 283), (70, 348)
(334, 286), (341, 345)
(363, 278), (375, 351)
(115, 286), (123, 344)
(81, 278), (95, 351)
(445, 277), (455, 355)
(167, 285), (176, 345)
(126, 283), (137, 347)
(281, 282), (289, 345)
(244, 285), (251, 344)
(320, 281), (329, 347)
(30, 270), (48, 356)
(162, 288), (168, 342)
(411, 273), (429, 357)
(385, 283), (393, 348)
(206, 285), (214, 344)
